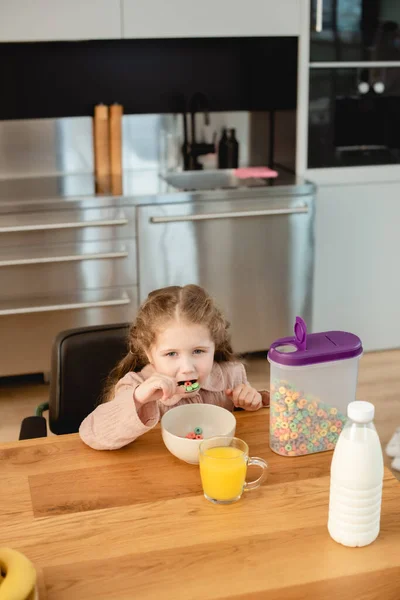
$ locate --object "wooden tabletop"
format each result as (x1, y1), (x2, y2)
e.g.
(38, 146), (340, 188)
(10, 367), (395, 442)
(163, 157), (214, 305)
(0, 408), (399, 600)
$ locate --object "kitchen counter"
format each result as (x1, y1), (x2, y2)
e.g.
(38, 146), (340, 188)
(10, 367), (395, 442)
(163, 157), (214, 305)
(0, 169), (315, 211)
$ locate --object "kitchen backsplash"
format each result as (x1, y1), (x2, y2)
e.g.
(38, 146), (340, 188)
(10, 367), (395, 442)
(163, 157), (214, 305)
(0, 111), (296, 179)
(0, 37), (297, 120)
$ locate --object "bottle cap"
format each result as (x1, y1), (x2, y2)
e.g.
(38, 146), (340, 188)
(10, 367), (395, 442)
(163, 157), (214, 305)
(347, 401), (375, 424)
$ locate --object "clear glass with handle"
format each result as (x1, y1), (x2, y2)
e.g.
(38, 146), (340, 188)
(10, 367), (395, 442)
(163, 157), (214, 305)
(199, 436), (268, 505)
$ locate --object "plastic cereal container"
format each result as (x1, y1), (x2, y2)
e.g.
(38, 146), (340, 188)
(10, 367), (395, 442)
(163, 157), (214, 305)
(267, 317), (363, 457)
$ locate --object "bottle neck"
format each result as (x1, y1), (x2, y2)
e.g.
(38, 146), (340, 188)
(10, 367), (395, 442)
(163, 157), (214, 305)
(343, 419), (377, 441)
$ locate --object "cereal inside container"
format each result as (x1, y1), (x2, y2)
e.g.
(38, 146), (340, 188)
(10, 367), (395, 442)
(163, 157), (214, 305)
(267, 317), (363, 457)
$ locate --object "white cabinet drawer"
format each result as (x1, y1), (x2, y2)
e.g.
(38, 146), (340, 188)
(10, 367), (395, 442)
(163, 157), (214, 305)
(0, 0), (122, 42)
(122, 0), (301, 39)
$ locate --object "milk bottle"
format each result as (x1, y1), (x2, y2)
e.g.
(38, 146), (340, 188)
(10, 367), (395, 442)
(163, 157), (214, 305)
(328, 401), (384, 547)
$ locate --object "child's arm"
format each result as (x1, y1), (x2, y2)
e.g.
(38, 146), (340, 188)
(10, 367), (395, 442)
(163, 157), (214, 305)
(79, 372), (161, 450)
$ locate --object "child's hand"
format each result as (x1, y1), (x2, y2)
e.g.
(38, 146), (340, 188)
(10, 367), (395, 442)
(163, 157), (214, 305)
(134, 373), (180, 407)
(226, 385), (262, 411)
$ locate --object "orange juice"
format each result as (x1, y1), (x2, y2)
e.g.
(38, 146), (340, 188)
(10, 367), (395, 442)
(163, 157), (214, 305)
(199, 446), (247, 501)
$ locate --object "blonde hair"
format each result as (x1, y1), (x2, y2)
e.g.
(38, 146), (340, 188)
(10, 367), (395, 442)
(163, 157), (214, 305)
(103, 285), (234, 402)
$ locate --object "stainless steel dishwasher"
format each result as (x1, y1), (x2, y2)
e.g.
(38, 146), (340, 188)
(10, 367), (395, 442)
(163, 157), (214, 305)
(137, 183), (315, 353)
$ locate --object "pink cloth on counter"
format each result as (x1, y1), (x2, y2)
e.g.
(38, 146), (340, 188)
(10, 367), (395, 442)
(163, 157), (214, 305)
(234, 167), (278, 179)
(79, 361), (269, 451)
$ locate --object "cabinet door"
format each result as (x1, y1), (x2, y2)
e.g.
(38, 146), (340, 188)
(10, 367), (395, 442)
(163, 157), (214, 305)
(122, 0), (301, 39)
(312, 181), (400, 351)
(137, 192), (314, 354)
(0, 0), (122, 42)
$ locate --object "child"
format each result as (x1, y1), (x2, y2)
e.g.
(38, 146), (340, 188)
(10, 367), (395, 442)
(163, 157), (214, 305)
(79, 284), (269, 450)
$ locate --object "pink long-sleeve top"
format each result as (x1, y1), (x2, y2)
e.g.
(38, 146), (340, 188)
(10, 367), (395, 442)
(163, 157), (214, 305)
(79, 361), (268, 450)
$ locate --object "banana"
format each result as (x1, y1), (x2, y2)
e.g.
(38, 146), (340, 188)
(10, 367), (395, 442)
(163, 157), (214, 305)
(0, 547), (37, 600)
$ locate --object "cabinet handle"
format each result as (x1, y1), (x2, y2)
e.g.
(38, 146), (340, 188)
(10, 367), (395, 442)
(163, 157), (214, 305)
(150, 205), (308, 224)
(311, 61), (400, 68)
(0, 294), (130, 316)
(0, 249), (128, 267)
(315, 0), (323, 32)
(0, 216), (128, 234)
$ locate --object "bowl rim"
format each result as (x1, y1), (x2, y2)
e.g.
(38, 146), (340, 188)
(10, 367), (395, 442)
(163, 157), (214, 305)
(160, 403), (236, 442)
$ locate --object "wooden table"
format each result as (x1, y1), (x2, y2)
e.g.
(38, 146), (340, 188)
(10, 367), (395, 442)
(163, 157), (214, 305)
(1, 409), (399, 599)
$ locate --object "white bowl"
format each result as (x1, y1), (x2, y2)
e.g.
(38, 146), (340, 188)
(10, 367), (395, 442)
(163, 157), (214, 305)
(161, 404), (236, 464)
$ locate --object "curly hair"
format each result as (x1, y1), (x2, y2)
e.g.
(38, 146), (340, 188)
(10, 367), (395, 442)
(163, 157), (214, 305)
(102, 285), (235, 402)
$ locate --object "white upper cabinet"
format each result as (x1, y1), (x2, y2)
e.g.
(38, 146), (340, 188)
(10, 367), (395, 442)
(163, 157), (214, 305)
(0, 0), (122, 42)
(122, 0), (301, 39)
(0, 0), (303, 43)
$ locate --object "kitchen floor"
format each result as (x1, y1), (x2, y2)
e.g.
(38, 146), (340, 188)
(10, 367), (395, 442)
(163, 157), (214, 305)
(1, 351), (399, 479)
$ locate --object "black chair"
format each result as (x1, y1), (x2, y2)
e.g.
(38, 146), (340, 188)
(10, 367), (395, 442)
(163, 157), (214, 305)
(19, 322), (130, 440)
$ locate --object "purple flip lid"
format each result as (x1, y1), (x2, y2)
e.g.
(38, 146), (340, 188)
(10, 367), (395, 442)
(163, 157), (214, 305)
(268, 317), (363, 367)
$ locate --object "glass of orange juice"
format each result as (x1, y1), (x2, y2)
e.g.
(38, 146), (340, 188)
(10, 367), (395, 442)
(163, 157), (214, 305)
(199, 436), (268, 504)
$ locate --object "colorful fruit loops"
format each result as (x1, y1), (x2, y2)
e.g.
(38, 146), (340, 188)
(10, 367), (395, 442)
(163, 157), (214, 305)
(270, 379), (347, 456)
(178, 379), (200, 393)
(184, 427), (203, 440)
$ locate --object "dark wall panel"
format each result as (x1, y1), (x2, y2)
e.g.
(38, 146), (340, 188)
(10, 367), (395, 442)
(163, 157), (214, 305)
(0, 37), (297, 120)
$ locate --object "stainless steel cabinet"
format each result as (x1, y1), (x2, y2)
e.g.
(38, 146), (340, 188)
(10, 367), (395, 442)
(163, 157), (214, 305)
(0, 206), (135, 247)
(0, 240), (137, 300)
(137, 192), (315, 353)
(0, 185), (315, 375)
(0, 203), (138, 376)
(0, 289), (136, 377)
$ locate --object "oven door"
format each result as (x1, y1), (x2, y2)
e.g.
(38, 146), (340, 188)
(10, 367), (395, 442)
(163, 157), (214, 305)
(308, 66), (400, 168)
(310, 0), (400, 63)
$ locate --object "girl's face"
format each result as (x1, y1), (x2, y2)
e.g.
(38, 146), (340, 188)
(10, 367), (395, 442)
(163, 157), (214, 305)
(146, 320), (215, 389)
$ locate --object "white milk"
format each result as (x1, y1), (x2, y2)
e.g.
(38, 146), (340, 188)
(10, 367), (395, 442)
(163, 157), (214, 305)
(328, 401), (384, 547)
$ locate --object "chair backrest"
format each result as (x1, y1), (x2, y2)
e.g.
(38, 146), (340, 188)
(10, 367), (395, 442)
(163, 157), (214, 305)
(49, 323), (130, 435)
